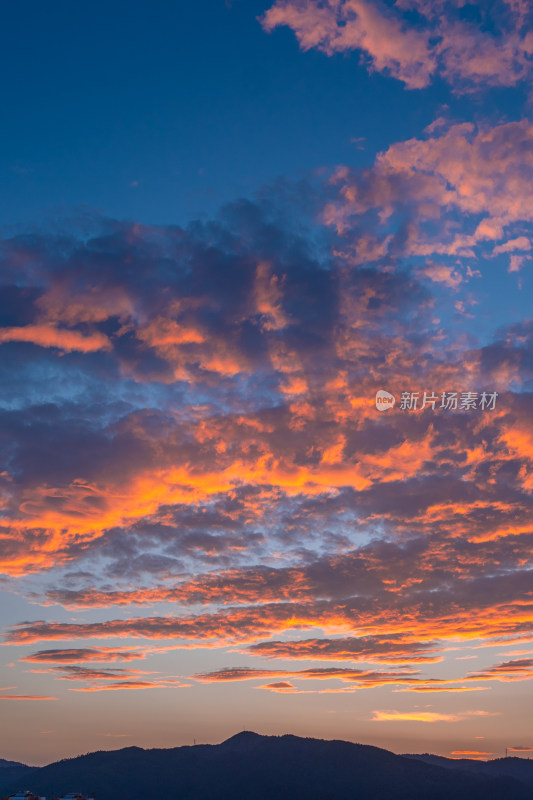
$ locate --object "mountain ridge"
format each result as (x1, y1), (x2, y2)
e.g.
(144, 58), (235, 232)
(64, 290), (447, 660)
(1, 732), (532, 800)
(404, 752), (533, 788)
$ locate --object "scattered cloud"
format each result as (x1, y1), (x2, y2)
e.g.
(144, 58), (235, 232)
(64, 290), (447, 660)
(469, 658), (533, 682)
(261, 0), (533, 92)
(0, 108), (531, 719)
(20, 647), (150, 663)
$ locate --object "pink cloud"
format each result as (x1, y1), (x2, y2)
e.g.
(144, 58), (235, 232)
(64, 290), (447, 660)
(416, 264), (463, 289)
(262, 0), (435, 89)
(262, 0), (533, 91)
(0, 325), (110, 353)
(326, 120), (533, 264)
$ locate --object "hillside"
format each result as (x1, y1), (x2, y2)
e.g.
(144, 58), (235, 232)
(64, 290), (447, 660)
(0, 732), (531, 800)
(404, 753), (533, 788)
(0, 757), (35, 791)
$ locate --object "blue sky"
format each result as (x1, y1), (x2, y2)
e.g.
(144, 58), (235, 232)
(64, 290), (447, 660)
(2, 0), (527, 229)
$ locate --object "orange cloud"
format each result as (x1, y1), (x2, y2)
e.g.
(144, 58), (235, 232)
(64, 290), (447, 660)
(371, 710), (497, 723)
(259, 681), (295, 691)
(372, 710), (461, 722)
(29, 665), (159, 682)
(258, 681), (356, 694)
(0, 325), (110, 352)
(20, 647), (150, 663)
(6, 592), (533, 674)
(393, 686), (489, 693)
(192, 666), (419, 688)
(72, 681), (165, 692)
(72, 679), (190, 692)
(1, 186), (531, 735)
(0, 694), (57, 700)
(468, 658), (533, 682)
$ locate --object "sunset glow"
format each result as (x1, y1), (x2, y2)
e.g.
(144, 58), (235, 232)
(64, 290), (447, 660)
(0, 0), (532, 767)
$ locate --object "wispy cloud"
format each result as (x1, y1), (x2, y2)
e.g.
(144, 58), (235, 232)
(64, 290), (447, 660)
(0, 694), (57, 700)
(371, 709), (498, 722)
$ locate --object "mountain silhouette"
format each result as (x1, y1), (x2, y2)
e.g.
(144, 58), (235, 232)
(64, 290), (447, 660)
(404, 753), (533, 788)
(0, 761), (28, 770)
(1, 732), (532, 800)
(0, 757), (36, 791)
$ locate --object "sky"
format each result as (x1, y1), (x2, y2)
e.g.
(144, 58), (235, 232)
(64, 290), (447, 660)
(0, 0), (532, 767)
